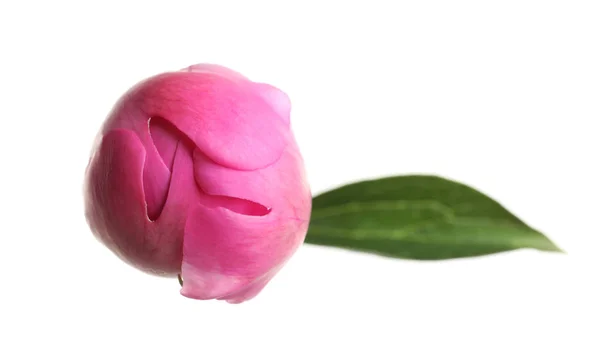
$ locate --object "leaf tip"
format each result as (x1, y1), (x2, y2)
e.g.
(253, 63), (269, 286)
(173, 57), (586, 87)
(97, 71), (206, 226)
(539, 236), (566, 255)
(550, 244), (567, 254)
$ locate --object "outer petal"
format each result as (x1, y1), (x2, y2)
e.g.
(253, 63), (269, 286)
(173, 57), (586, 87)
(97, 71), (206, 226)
(192, 138), (311, 221)
(184, 134), (311, 302)
(182, 62), (292, 124)
(253, 82), (291, 125)
(103, 70), (288, 171)
(180, 205), (307, 301)
(182, 63), (248, 82)
(84, 129), (200, 275)
(85, 129), (147, 254)
(218, 269), (280, 304)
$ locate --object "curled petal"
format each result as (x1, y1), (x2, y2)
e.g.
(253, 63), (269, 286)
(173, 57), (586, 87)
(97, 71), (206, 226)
(84, 128), (201, 276)
(84, 129), (180, 274)
(254, 83), (291, 125)
(180, 205), (305, 301)
(144, 117), (180, 220)
(183, 63), (248, 82)
(85, 129), (147, 256)
(192, 139), (311, 220)
(218, 270), (279, 304)
(113, 71), (288, 171)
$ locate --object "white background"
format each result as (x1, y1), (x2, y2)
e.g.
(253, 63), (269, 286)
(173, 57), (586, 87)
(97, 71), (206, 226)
(1, 1), (599, 357)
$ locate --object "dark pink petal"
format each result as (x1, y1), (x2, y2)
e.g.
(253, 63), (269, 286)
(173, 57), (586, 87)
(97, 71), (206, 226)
(84, 129), (177, 274)
(85, 129), (201, 276)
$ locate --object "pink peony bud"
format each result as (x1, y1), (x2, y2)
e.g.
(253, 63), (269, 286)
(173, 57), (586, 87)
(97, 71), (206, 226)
(84, 64), (311, 303)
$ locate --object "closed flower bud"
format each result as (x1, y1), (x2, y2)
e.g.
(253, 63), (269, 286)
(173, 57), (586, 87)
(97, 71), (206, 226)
(84, 64), (311, 303)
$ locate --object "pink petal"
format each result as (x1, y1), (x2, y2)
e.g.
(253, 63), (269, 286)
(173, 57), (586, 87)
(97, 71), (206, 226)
(149, 116), (179, 170)
(186, 64), (291, 124)
(219, 270), (279, 304)
(192, 139), (311, 221)
(143, 117), (180, 221)
(84, 129), (177, 274)
(254, 83), (291, 125)
(180, 204), (305, 300)
(179, 261), (253, 300)
(85, 129), (147, 255)
(116, 71), (288, 171)
(84, 128), (200, 276)
(183, 63), (247, 82)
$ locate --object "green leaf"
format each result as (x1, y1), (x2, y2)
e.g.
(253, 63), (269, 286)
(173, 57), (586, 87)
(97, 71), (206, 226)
(305, 175), (563, 260)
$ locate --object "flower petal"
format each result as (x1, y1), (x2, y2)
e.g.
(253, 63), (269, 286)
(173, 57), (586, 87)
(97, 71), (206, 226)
(180, 205), (304, 300)
(144, 117), (179, 221)
(254, 82), (291, 125)
(85, 129), (148, 259)
(84, 129), (179, 274)
(183, 63), (247, 82)
(84, 128), (200, 276)
(123, 71), (288, 171)
(192, 139), (311, 221)
(219, 270), (279, 304)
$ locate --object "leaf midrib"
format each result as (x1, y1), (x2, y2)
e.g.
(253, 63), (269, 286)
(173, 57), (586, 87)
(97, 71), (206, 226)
(310, 199), (454, 220)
